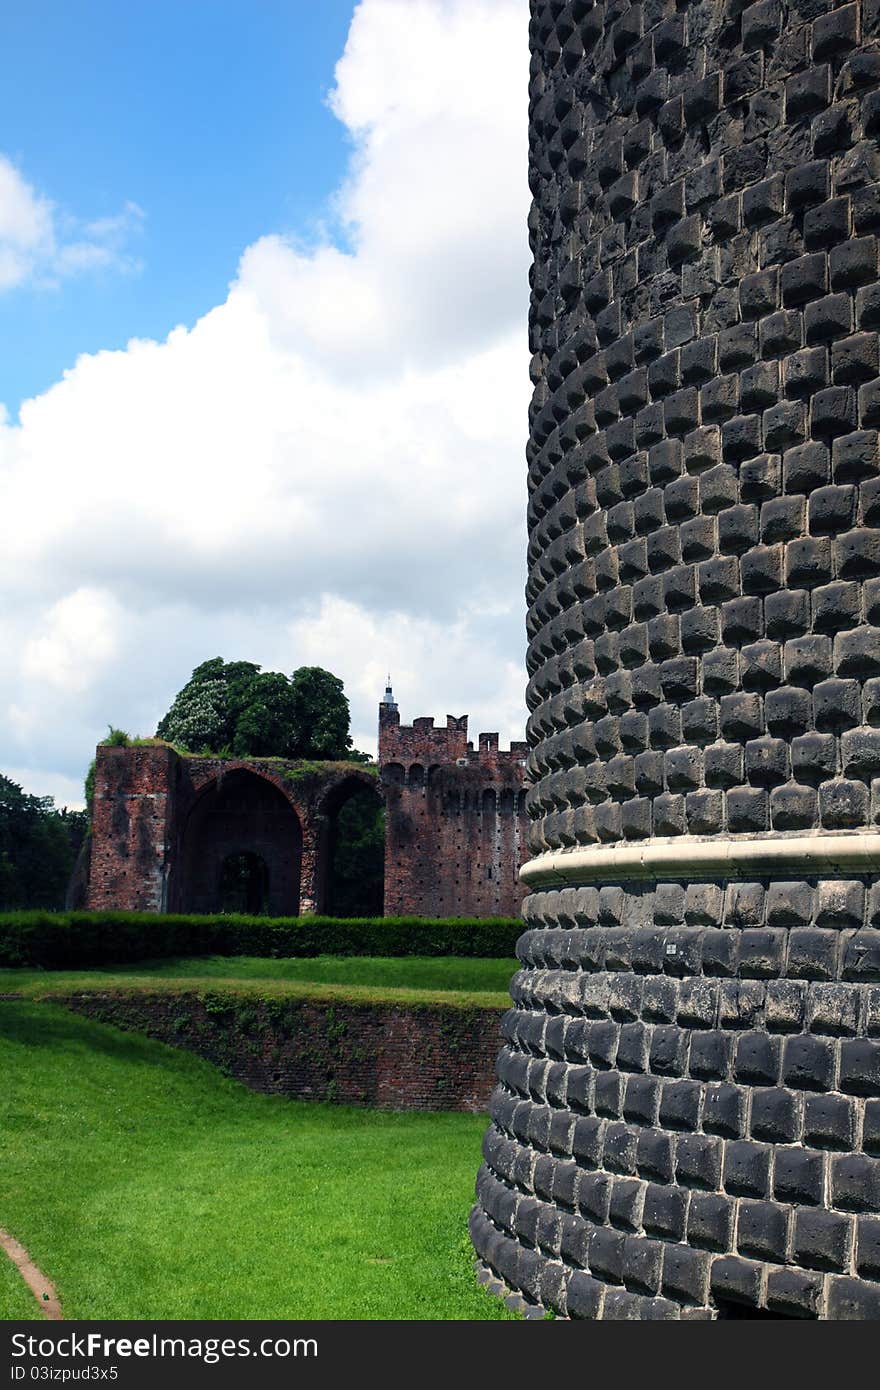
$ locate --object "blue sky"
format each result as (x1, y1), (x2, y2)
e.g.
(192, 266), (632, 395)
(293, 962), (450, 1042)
(0, 0), (529, 807)
(1, 0), (355, 413)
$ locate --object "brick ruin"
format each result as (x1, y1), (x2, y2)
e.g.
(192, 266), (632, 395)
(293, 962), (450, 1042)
(379, 685), (530, 917)
(82, 687), (529, 919)
(470, 0), (880, 1319)
(84, 745), (377, 916)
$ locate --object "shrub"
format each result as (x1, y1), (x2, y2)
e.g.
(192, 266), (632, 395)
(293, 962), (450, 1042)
(0, 911), (523, 969)
(103, 727), (133, 747)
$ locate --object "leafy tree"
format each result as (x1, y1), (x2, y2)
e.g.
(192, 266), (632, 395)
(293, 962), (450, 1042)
(0, 774), (86, 910)
(156, 658), (251, 754)
(230, 670), (298, 758)
(155, 659), (353, 761)
(288, 667), (352, 761)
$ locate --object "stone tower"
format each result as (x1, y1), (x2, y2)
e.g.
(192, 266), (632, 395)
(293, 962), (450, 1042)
(471, 0), (880, 1318)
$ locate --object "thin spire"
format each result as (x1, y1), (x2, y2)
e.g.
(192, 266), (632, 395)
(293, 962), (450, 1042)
(381, 674), (397, 707)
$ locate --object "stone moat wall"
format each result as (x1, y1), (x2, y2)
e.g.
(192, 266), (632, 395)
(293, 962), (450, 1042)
(471, 0), (880, 1319)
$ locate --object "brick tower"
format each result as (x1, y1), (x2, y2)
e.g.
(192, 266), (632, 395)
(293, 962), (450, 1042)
(471, 0), (880, 1318)
(378, 684), (530, 917)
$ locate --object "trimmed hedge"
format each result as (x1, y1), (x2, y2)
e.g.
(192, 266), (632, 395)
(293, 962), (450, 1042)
(0, 911), (523, 969)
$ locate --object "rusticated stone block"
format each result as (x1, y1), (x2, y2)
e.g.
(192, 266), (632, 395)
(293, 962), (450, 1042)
(474, 0), (880, 1322)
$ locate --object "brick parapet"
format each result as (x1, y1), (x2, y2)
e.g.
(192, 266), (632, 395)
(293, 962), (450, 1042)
(380, 707), (528, 770)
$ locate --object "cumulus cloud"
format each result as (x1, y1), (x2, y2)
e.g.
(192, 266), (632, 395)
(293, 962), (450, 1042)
(0, 0), (530, 806)
(21, 588), (123, 694)
(243, 0), (529, 373)
(287, 595), (527, 757)
(0, 154), (143, 290)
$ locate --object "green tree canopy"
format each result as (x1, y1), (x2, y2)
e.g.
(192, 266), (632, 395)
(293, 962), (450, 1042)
(0, 774), (87, 910)
(156, 659), (354, 761)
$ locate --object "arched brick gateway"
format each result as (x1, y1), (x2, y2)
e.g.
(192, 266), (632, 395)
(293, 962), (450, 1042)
(171, 768), (304, 916)
(86, 745), (381, 916)
(311, 771), (385, 915)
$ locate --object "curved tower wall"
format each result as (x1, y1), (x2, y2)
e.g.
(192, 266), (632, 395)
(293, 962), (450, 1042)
(471, 0), (880, 1318)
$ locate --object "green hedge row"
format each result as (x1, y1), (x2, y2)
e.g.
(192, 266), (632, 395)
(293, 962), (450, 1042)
(0, 911), (523, 969)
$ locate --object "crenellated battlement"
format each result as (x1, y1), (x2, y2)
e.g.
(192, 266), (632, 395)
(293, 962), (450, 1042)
(379, 703), (527, 773)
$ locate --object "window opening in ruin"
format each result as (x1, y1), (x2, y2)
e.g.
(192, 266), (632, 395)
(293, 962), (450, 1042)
(324, 781), (385, 918)
(219, 851), (270, 915)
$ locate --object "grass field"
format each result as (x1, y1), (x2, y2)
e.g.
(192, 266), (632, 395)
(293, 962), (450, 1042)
(0, 1000), (513, 1320)
(0, 1247), (38, 1320)
(0, 954), (517, 1009)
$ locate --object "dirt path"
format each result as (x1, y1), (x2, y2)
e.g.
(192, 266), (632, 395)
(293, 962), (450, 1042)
(0, 1229), (62, 1320)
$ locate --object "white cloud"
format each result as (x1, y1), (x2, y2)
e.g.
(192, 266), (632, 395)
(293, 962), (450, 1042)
(242, 0), (528, 375)
(0, 155), (143, 290)
(0, 0), (530, 805)
(287, 595), (527, 759)
(0, 156), (54, 289)
(21, 588), (123, 693)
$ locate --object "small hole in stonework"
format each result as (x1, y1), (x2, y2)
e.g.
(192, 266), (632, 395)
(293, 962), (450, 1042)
(715, 1299), (811, 1320)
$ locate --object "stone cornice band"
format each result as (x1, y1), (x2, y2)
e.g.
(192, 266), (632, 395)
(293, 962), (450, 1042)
(520, 833), (880, 888)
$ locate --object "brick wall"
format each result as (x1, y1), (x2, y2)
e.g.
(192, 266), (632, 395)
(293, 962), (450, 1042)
(51, 991), (503, 1112)
(86, 749), (379, 917)
(379, 700), (531, 916)
(86, 713), (529, 921)
(470, 0), (880, 1321)
(87, 745), (177, 912)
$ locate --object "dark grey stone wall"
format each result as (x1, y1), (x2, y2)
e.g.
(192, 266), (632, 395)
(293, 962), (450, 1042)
(471, 0), (880, 1319)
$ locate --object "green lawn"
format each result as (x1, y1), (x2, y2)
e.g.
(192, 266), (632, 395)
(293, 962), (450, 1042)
(0, 1001), (512, 1320)
(0, 1246), (38, 1320)
(0, 954), (517, 1010)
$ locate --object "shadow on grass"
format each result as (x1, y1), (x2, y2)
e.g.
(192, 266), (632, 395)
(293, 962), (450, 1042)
(0, 1000), (194, 1071)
